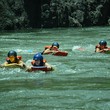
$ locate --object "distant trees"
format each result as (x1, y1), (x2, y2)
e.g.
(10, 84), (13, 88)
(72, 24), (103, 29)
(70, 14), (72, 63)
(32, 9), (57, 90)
(41, 0), (110, 28)
(0, 0), (110, 30)
(0, 0), (28, 30)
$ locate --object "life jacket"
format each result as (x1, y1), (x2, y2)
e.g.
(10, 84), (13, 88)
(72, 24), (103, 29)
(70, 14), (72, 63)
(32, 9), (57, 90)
(95, 45), (108, 53)
(6, 56), (22, 64)
(31, 59), (47, 66)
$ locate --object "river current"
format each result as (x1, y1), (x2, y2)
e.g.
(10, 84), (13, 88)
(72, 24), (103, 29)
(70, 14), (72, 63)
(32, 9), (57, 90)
(0, 27), (110, 110)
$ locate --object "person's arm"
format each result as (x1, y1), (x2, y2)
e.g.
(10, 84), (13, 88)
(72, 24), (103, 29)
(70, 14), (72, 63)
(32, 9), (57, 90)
(43, 48), (53, 54)
(95, 47), (102, 52)
(25, 66), (32, 72)
(0, 62), (8, 67)
(45, 62), (53, 70)
(95, 46), (110, 53)
(0, 60), (26, 69)
(18, 60), (27, 68)
(43, 47), (59, 55)
(0, 62), (21, 68)
(103, 48), (109, 51)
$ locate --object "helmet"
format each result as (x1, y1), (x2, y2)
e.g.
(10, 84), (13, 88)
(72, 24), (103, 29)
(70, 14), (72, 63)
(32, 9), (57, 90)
(35, 52), (42, 55)
(52, 42), (59, 48)
(33, 54), (43, 61)
(99, 40), (107, 46)
(7, 50), (17, 57)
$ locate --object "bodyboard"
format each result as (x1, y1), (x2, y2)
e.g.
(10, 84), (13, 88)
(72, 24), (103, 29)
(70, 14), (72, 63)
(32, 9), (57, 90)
(31, 66), (53, 72)
(53, 51), (68, 56)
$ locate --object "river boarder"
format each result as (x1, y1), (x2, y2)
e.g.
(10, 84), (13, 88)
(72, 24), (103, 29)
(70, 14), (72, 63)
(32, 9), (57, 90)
(95, 40), (110, 53)
(0, 50), (26, 68)
(26, 52), (53, 72)
(42, 42), (68, 56)
(42, 42), (60, 55)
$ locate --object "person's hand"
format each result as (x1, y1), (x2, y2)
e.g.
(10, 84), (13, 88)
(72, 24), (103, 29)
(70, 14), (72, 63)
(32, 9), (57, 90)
(26, 67), (32, 72)
(52, 51), (58, 55)
(18, 63), (26, 68)
(103, 49), (109, 51)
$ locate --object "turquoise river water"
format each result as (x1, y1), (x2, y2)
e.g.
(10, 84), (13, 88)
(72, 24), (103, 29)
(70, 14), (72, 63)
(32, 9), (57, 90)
(0, 27), (110, 110)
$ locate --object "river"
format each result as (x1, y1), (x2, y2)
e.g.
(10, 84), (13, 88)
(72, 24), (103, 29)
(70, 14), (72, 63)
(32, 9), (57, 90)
(0, 27), (110, 110)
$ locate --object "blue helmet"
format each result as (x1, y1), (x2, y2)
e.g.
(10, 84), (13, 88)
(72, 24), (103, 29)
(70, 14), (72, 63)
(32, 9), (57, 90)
(99, 40), (107, 46)
(35, 52), (42, 55)
(7, 50), (17, 57)
(52, 42), (59, 48)
(33, 54), (43, 61)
